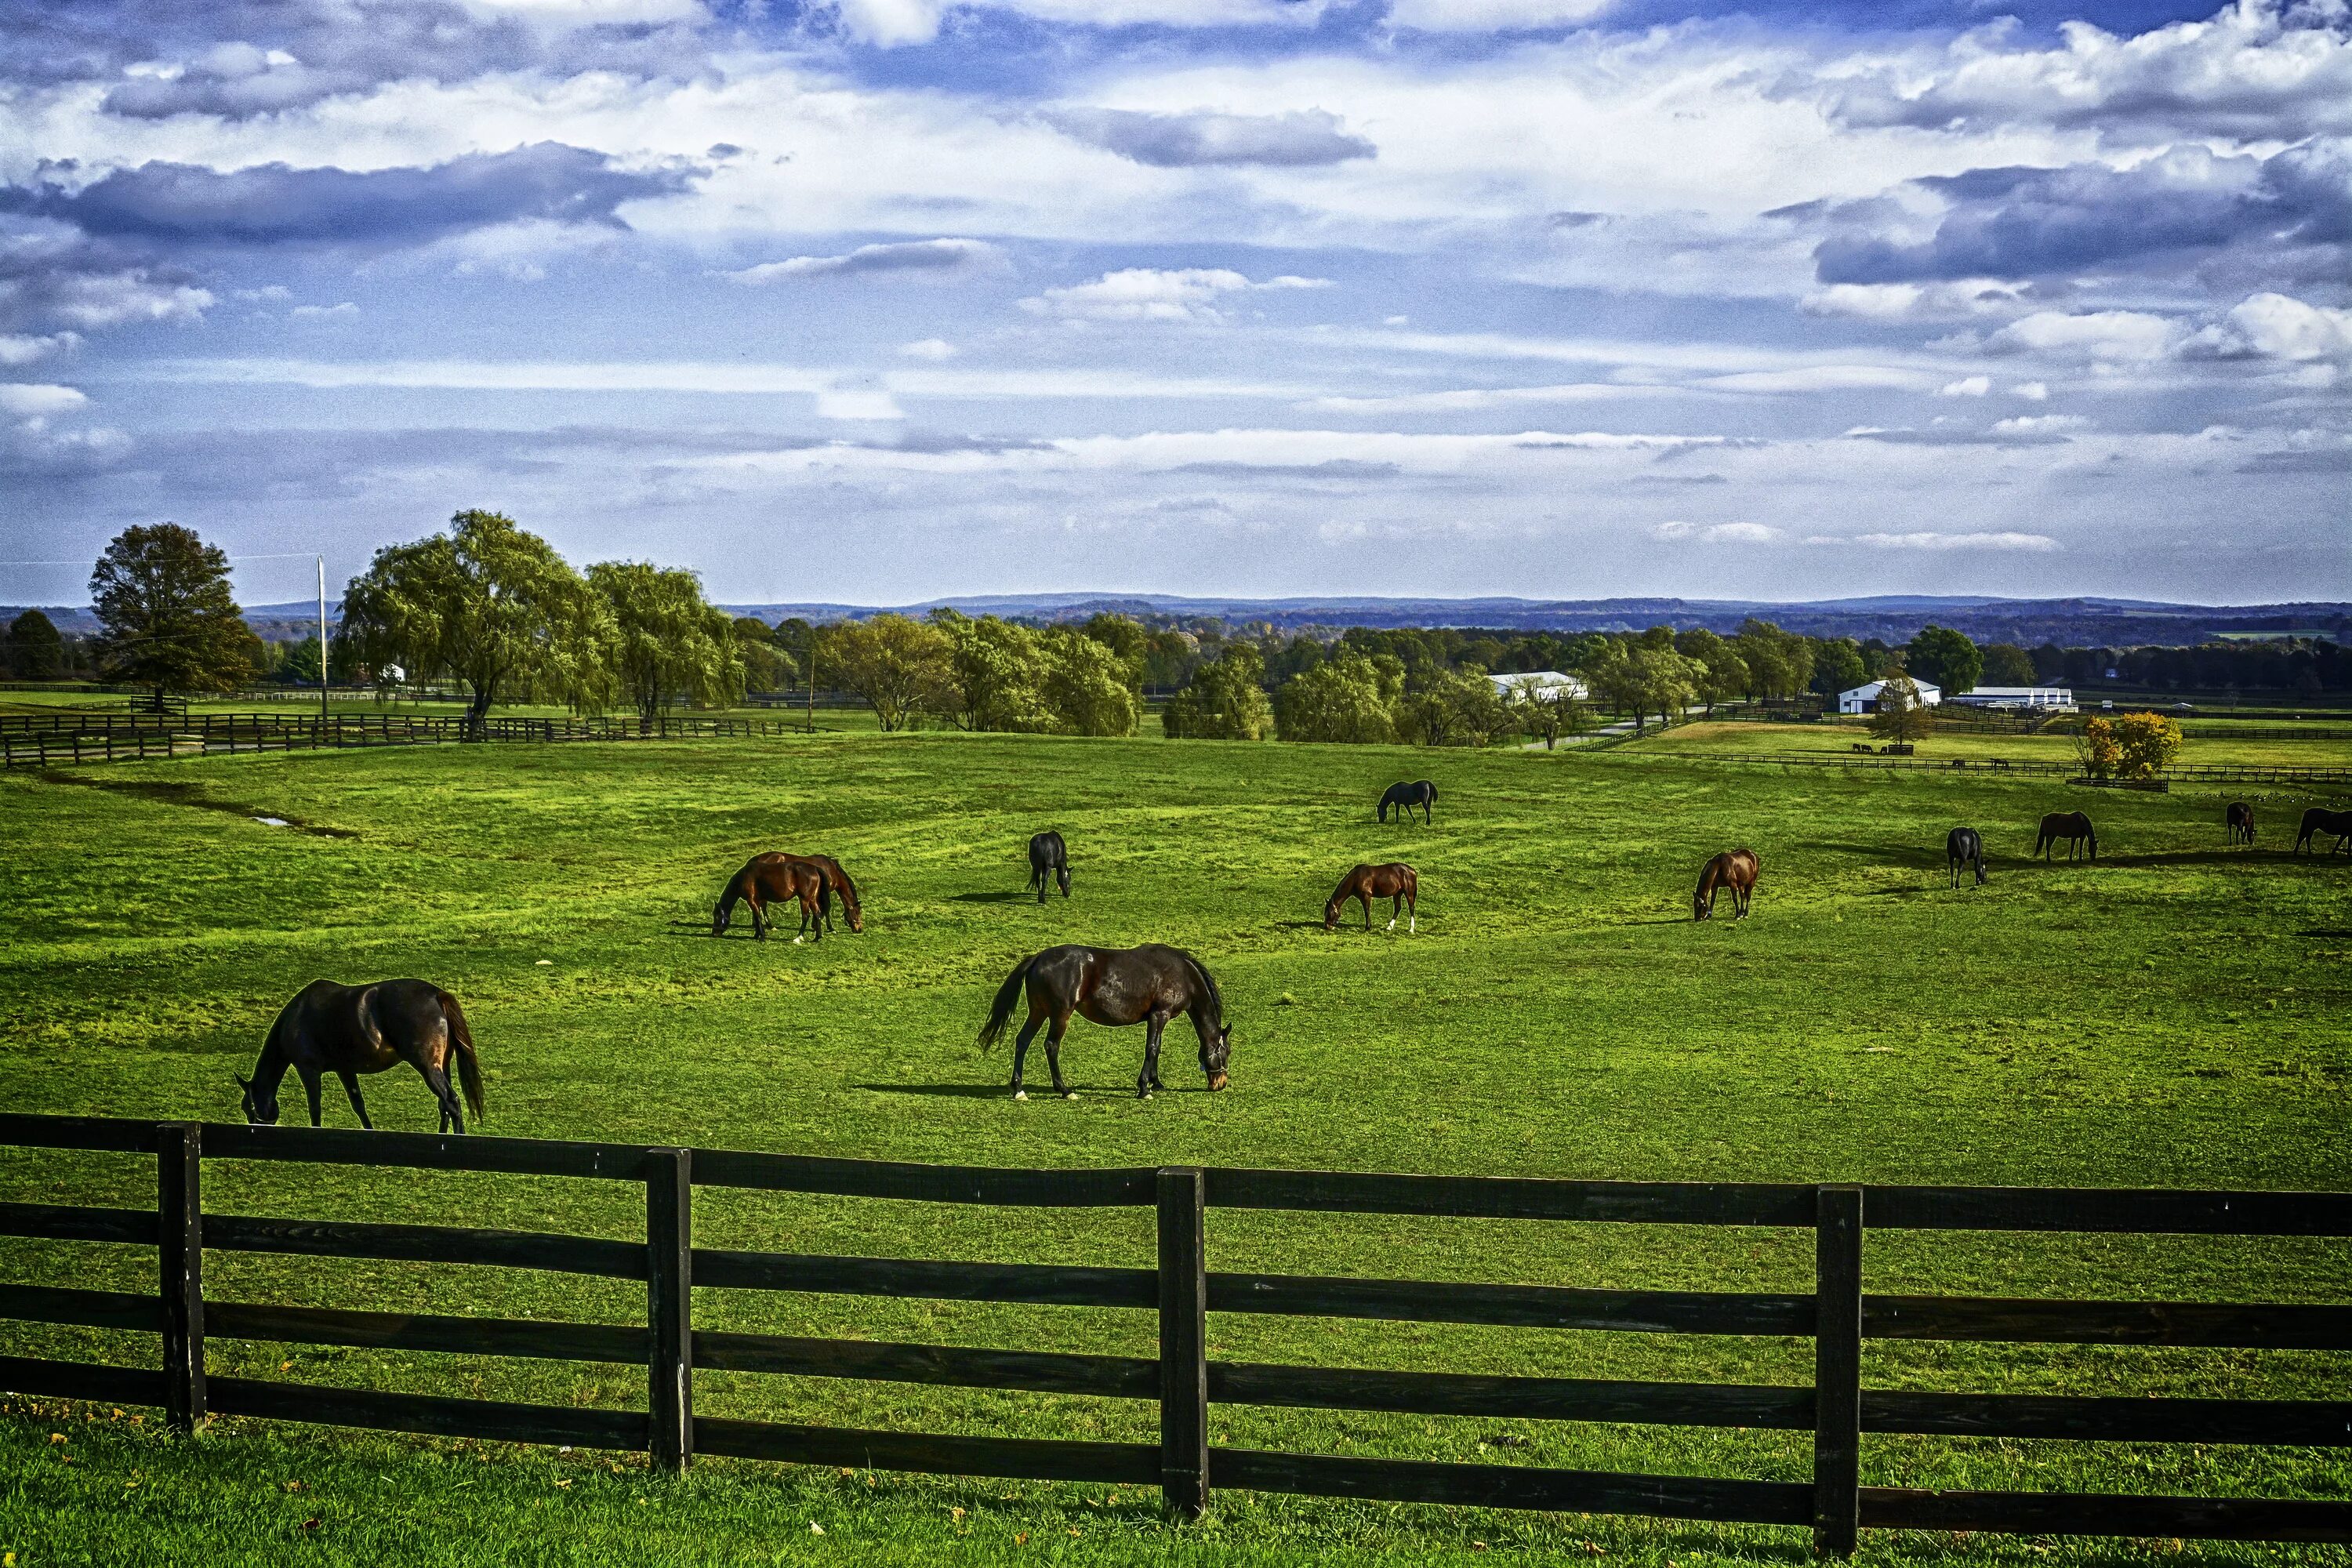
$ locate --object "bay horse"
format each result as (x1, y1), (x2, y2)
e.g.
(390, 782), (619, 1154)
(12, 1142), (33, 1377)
(241, 978), (483, 1133)
(1327, 862), (1417, 932)
(2296, 807), (2352, 855)
(800, 853), (864, 934)
(2226, 801), (2256, 848)
(1027, 831), (1071, 903)
(713, 852), (831, 942)
(1378, 779), (1436, 825)
(2035, 811), (2096, 862)
(1947, 826), (1986, 888)
(1693, 848), (1759, 920)
(978, 944), (1231, 1101)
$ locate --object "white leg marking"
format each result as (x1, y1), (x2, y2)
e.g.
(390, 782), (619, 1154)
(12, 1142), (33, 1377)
(1385, 918), (1396, 931)
(1409, 916), (1417, 933)
(1013, 1090), (1027, 1101)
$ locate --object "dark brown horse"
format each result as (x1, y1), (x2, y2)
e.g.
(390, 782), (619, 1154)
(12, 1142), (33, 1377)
(1326, 862), (1417, 931)
(1378, 779), (1436, 825)
(978, 944), (1230, 1101)
(1947, 826), (1986, 888)
(713, 852), (831, 942)
(1693, 848), (1759, 920)
(2296, 807), (2352, 855)
(241, 978), (483, 1132)
(2227, 801), (2256, 847)
(2035, 811), (2097, 862)
(1028, 831), (1071, 903)
(799, 853), (864, 933)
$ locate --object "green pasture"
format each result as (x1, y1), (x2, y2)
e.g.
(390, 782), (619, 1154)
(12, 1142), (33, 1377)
(1618, 719), (2352, 771)
(1, 733), (2349, 1565)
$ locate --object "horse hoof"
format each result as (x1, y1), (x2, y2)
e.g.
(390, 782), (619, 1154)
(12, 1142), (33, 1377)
(792, 937), (804, 946)
(1139, 1091), (1152, 1101)
(1062, 1091), (1076, 1100)
(1013, 1091), (1027, 1102)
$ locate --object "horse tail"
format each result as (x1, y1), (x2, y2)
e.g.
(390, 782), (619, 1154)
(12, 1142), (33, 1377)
(438, 989), (485, 1121)
(978, 953), (1038, 1053)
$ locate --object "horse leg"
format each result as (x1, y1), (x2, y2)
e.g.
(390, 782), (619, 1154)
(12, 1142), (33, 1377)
(1386, 893), (1399, 932)
(1044, 1014), (1074, 1100)
(1406, 890), (1417, 934)
(423, 1062), (463, 1133)
(338, 1072), (374, 1131)
(299, 1066), (324, 1127)
(1139, 1014), (1166, 1099)
(747, 891), (767, 941)
(1011, 1011), (1045, 1100)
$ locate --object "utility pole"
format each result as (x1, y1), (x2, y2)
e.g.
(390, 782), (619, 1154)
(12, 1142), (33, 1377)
(318, 556), (329, 722)
(806, 640), (815, 735)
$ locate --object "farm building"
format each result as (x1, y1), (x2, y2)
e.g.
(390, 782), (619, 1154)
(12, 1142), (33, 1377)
(1838, 679), (1940, 715)
(1489, 670), (1588, 699)
(1944, 685), (2078, 712)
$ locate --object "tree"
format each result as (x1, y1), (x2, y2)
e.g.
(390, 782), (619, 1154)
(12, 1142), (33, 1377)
(87, 523), (260, 704)
(1400, 667), (1519, 747)
(5, 609), (65, 681)
(819, 613), (952, 731)
(588, 561), (746, 720)
(1674, 629), (1749, 716)
(1810, 637), (1867, 699)
(1867, 669), (1933, 745)
(340, 510), (615, 736)
(1733, 619), (1812, 700)
(1163, 644), (1274, 739)
(2111, 711), (2183, 779)
(2072, 715), (2122, 778)
(1275, 652), (1402, 743)
(1981, 643), (2037, 686)
(732, 616), (797, 691)
(1040, 628), (1138, 736)
(1078, 613), (1149, 694)
(939, 614), (1054, 732)
(1906, 624), (1983, 695)
(1504, 677), (1590, 750)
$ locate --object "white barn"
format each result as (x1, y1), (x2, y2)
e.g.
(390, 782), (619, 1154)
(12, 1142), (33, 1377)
(1945, 685), (2076, 712)
(1490, 671), (1588, 700)
(1838, 679), (1940, 715)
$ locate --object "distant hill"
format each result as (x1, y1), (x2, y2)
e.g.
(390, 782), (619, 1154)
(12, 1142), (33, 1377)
(9, 594), (2346, 650)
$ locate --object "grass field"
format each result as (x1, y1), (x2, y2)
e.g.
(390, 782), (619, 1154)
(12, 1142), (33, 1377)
(2, 731), (2350, 1565)
(1617, 720), (2352, 772)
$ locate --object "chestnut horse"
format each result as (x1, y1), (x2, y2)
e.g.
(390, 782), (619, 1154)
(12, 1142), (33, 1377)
(1327, 862), (1418, 932)
(2296, 807), (2352, 855)
(1693, 848), (1759, 920)
(713, 852), (832, 942)
(978, 943), (1231, 1101)
(241, 978), (483, 1133)
(1947, 827), (1986, 888)
(2035, 811), (2097, 862)
(800, 853), (864, 934)
(2227, 802), (2256, 848)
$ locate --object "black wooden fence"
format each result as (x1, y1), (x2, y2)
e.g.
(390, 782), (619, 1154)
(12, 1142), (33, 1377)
(1, 1114), (2348, 1552)
(0, 710), (811, 769)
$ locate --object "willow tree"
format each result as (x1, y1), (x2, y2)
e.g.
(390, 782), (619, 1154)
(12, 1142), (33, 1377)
(587, 561), (745, 720)
(340, 510), (614, 737)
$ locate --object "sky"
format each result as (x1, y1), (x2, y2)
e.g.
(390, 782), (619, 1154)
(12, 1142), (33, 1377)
(0, 0), (2347, 609)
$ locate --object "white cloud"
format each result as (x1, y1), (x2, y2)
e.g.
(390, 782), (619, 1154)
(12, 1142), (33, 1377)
(1387, 0), (1617, 31)
(0, 383), (89, 416)
(1021, 267), (1329, 324)
(1938, 376), (1991, 397)
(290, 302), (359, 318)
(815, 387), (906, 419)
(1993, 413), (2088, 434)
(2189, 292), (2352, 364)
(723, 239), (1006, 284)
(822, 0), (1332, 46)
(1980, 310), (2179, 363)
(1700, 365), (1944, 394)
(2013, 381), (2049, 400)
(0, 333), (81, 366)
(1799, 280), (2029, 321)
(1655, 520), (1781, 543)
(898, 338), (958, 360)
(1853, 530), (2062, 551)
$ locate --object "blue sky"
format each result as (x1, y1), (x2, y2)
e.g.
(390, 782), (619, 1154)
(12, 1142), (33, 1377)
(1, 0), (2346, 608)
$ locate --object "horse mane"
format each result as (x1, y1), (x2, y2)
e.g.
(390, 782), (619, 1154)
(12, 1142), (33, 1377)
(829, 858), (860, 907)
(1178, 949), (1224, 1025)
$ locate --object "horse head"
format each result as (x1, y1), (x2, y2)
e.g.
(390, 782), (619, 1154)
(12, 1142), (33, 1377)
(1323, 896), (1344, 931)
(711, 900), (733, 937)
(236, 1072), (280, 1127)
(1200, 1022), (1231, 1091)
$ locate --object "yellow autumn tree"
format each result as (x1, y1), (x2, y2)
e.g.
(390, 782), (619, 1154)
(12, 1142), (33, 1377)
(2111, 711), (2183, 779)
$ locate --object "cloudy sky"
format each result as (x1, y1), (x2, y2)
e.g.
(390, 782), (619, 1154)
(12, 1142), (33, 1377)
(2, 0), (2346, 608)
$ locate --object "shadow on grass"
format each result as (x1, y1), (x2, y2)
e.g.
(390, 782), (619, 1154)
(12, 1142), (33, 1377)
(2300, 928), (2352, 939)
(854, 1082), (1209, 1098)
(947, 890), (1031, 904)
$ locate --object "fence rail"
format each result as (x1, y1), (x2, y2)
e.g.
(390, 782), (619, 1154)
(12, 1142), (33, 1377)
(0, 710), (811, 769)
(0, 1114), (2346, 1554)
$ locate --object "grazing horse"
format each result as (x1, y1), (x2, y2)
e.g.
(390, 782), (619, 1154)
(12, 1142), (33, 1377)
(2227, 801), (2256, 848)
(1947, 826), (1987, 888)
(2035, 811), (2097, 862)
(799, 854), (864, 934)
(1327, 862), (1418, 932)
(1693, 848), (1760, 920)
(241, 978), (483, 1133)
(978, 944), (1231, 1101)
(1378, 779), (1437, 825)
(2296, 807), (2352, 855)
(712, 852), (831, 942)
(1027, 831), (1071, 903)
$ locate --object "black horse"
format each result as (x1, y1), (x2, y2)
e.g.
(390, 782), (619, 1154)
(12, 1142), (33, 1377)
(2296, 807), (2352, 855)
(241, 978), (484, 1133)
(1947, 826), (1987, 887)
(2226, 802), (2255, 847)
(1027, 831), (1071, 903)
(1379, 779), (1437, 825)
(978, 943), (1231, 1101)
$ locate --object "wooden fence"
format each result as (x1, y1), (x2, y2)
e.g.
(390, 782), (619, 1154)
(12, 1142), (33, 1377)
(0, 710), (809, 769)
(1, 1116), (2347, 1552)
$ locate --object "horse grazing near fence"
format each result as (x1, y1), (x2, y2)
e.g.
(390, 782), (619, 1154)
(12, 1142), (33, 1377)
(1378, 780), (1437, 825)
(978, 944), (1231, 1101)
(2296, 807), (2352, 855)
(1693, 849), (1760, 920)
(2035, 811), (2097, 862)
(1327, 862), (1418, 932)
(2227, 802), (2256, 848)
(712, 852), (832, 942)
(1947, 827), (1987, 888)
(241, 978), (483, 1133)
(1027, 831), (1071, 903)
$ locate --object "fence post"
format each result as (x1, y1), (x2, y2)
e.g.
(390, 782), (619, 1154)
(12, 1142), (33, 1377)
(646, 1148), (693, 1472)
(1157, 1166), (1209, 1520)
(1813, 1185), (1863, 1557)
(158, 1122), (205, 1433)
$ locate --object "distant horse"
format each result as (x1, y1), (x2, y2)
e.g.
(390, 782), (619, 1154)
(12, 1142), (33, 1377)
(1027, 831), (1071, 903)
(712, 852), (832, 942)
(1379, 780), (1437, 825)
(241, 978), (483, 1133)
(1327, 862), (1418, 932)
(2296, 807), (2352, 855)
(2227, 802), (2256, 848)
(2035, 811), (2097, 862)
(978, 944), (1231, 1101)
(1947, 827), (1987, 888)
(1693, 848), (1760, 920)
